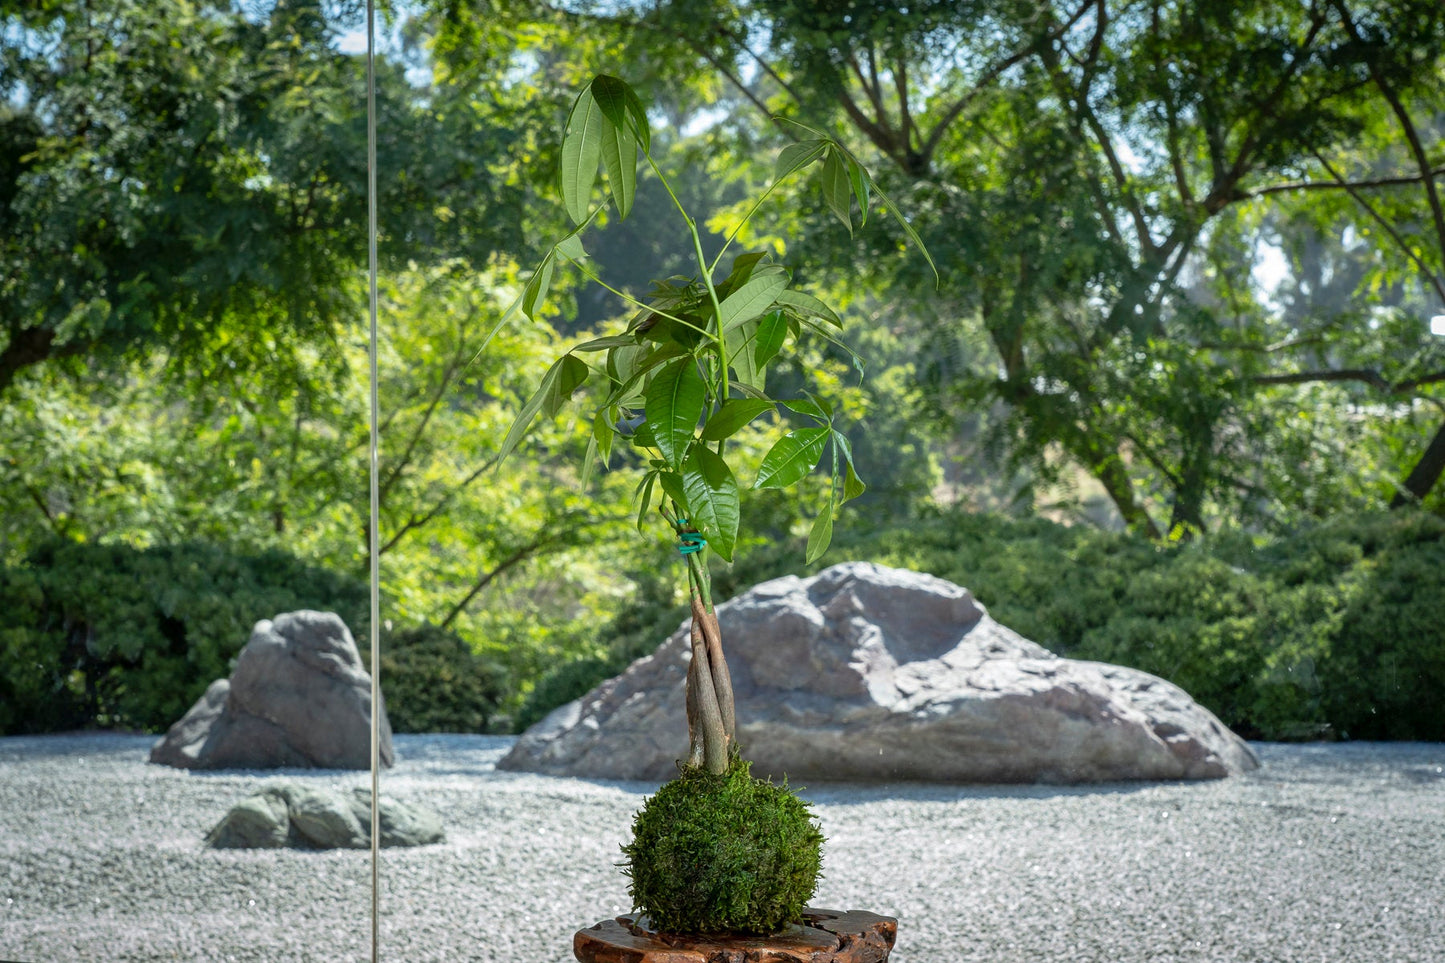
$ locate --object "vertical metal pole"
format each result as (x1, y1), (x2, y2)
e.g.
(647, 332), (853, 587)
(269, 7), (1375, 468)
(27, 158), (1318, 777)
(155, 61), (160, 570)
(365, 2), (381, 961)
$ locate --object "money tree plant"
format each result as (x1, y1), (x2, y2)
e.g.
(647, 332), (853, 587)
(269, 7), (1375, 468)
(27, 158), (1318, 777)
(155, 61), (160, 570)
(500, 75), (934, 935)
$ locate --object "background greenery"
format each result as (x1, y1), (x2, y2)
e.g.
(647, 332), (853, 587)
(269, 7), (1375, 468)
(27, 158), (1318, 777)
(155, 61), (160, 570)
(2, 0), (1442, 743)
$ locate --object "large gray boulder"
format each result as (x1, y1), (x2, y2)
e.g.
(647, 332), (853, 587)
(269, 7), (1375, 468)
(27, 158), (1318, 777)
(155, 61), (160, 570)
(150, 611), (393, 770)
(206, 783), (444, 849)
(500, 562), (1259, 783)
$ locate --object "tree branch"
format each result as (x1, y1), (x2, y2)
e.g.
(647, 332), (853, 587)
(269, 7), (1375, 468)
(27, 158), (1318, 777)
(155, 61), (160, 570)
(377, 451), (502, 557)
(1253, 368), (1445, 393)
(1313, 151), (1445, 304)
(919, 0), (1093, 164)
(1242, 166), (1445, 199)
(1333, 1), (1445, 281)
(438, 537), (553, 631)
(892, 57), (916, 155)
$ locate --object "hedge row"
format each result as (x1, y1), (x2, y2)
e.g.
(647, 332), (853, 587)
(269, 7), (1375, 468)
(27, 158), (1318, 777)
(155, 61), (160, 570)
(7, 510), (1441, 742)
(0, 541), (506, 735)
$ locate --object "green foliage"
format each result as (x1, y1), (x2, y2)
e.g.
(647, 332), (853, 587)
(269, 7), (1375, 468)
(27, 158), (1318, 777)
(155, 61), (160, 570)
(503, 75), (930, 565)
(379, 624), (510, 734)
(557, 0), (1445, 529)
(0, 0), (547, 393)
(0, 540), (368, 735)
(622, 759), (824, 936)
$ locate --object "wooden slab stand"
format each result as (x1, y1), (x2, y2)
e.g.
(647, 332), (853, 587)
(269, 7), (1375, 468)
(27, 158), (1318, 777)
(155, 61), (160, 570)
(574, 907), (896, 963)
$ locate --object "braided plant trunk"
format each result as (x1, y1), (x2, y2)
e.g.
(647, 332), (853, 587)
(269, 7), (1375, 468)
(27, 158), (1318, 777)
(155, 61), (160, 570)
(681, 537), (736, 775)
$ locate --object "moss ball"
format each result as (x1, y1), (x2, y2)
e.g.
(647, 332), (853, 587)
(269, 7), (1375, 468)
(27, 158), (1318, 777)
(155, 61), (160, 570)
(621, 759), (824, 936)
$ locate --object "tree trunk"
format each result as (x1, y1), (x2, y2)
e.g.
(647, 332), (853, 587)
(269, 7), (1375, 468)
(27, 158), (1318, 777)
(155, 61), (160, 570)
(1391, 418), (1445, 507)
(684, 548), (735, 774)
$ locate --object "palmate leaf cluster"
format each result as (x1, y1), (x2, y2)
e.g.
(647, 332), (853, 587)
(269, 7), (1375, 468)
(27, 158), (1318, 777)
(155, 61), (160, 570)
(498, 75), (932, 562)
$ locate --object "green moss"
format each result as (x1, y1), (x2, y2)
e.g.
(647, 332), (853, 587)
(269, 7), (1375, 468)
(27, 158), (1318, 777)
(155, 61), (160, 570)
(622, 760), (824, 936)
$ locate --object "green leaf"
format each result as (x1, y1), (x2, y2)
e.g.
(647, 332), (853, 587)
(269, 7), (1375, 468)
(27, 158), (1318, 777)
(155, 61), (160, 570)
(635, 469), (658, 531)
(644, 357), (706, 470)
(821, 150), (853, 235)
(522, 251), (555, 321)
(754, 310), (788, 369)
(753, 427), (829, 489)
(560, 85), (605, 225)
(717, 252), (769, 298)
(782, 398), (830, 422)
(831, 426), (856, 468)
(658, 470), (688, 514)
(683, 445), (740, 562)
(700, 399), (774, 441)
(556, 234), (587, 260)
(729, 318), (763, 391)
(599, 119), (637, 219)
(718, 272), (789, 333)
(727, 380), (770, 400)
(870, 176), (939, 285)
(499, 353), (587, 464)
(629, 420), (657, 449)
(591, 75), (650, 152)
(847, 156), (870, 226)
(590, 75), (631, 131)
(775, 139), (827, 182)
(842, 461), (866, 502)
(806, 495), (835, 564)
(775, 289), (842, 327)
(541, 354), (590, 418)
(592, 409), (615, 464)
(573, 334), (639, 352)
(605, 342), (687, 405)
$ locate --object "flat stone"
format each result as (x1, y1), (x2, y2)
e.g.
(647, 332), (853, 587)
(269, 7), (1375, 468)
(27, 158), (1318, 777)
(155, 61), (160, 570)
(502, 562), (1259, 784)
(205, 782), (444, 849)
(204, 791), (290, 849)
(574, 908), (896, 963)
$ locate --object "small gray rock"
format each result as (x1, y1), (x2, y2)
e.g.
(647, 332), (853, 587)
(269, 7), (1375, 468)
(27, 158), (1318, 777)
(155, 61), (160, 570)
(204, 790), (290, 849)
(285, 785), (368, 849)
(348, 789), (447, 848)
(500, 562), (1260, 784)
(206, 782), (444, 850)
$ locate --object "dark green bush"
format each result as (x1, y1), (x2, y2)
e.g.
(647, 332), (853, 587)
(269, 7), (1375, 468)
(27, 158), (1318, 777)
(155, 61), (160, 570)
(379, 623), (508, 734)
(622, 760), (823, 935)
(0, 540), (368, 734)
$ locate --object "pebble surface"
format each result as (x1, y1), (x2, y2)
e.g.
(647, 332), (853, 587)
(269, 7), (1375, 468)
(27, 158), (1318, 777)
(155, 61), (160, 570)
(1, 733), (1441, 963)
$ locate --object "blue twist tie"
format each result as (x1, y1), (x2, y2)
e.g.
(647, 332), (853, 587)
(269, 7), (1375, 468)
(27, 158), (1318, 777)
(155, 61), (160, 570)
(677, 522), (707, 556)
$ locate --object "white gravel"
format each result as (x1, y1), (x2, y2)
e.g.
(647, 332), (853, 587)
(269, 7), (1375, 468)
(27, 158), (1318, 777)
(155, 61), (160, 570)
(1, 733), (1442, 963)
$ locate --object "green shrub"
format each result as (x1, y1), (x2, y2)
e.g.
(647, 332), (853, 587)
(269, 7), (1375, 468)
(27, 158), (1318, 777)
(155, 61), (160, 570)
(0, 540), (368, 734)
(622, 760), (823, 935)
(1316, 517), (1445, 739)
(379, 623), (508, 733)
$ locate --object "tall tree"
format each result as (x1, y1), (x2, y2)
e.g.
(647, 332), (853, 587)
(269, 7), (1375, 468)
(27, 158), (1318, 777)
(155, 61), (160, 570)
(457, 0), (1445, 529)
(0, 0), (544, 393)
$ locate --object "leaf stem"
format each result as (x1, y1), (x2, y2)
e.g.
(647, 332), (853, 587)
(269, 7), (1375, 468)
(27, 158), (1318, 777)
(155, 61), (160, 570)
(566, 257), (717, 343)
(642, 148), (730, 408)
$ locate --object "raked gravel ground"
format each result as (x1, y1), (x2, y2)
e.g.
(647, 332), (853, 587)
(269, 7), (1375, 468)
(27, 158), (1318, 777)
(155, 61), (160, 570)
(0, 733), (1442, 963)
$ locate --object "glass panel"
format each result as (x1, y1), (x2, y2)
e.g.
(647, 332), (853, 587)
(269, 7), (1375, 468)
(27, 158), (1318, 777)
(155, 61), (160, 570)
(1, 2), (376, 960)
